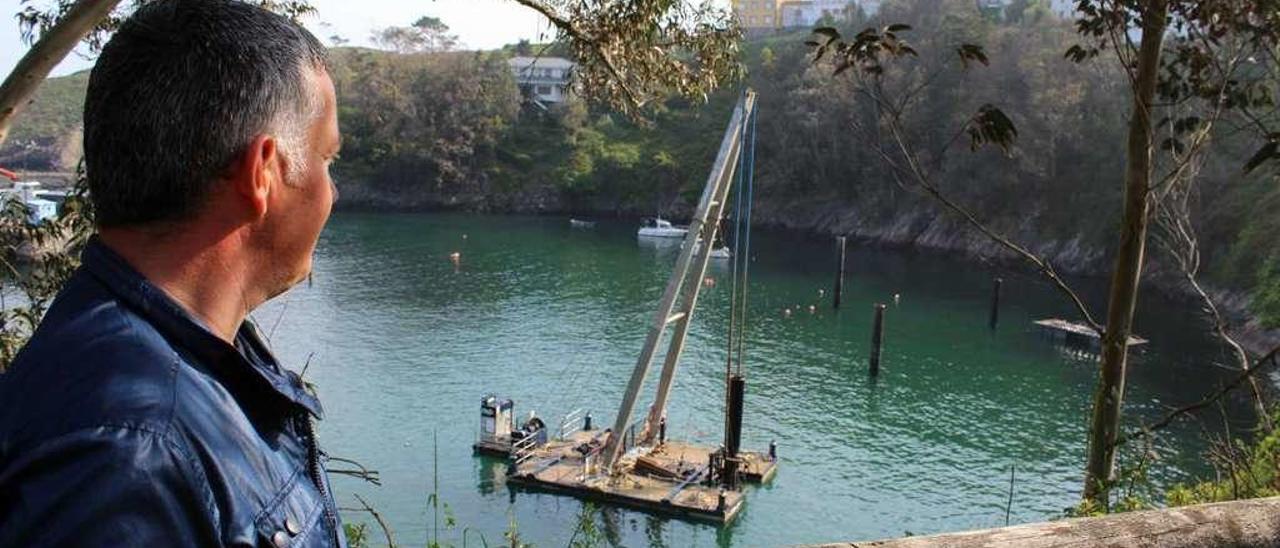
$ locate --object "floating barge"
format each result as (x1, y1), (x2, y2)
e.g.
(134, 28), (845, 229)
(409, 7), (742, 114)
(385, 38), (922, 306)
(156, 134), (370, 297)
(1034, 318), (1148, 350)
(505, 430), (777, 523)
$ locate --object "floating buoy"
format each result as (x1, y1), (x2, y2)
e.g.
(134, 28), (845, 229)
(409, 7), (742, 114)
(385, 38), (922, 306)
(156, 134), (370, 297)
(449, 251), (461, 264)
(783, 308), (792, 317)
(818, 288), (825, 297)
(893, 293), (901, 305)
(703, 276), (716, 287)
(807, 305), (816, 314)
(462, 234), (468, 240)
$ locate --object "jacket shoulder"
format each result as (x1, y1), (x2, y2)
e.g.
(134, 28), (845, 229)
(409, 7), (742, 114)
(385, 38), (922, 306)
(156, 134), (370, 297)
(0, 271), (184, 452)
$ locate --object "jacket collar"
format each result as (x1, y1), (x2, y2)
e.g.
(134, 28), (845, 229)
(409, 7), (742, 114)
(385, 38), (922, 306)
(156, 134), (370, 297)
(80, 236), (323, 418)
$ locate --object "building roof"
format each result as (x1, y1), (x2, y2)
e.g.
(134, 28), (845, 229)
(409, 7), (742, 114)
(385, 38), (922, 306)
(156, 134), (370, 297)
(508, 56), (576, 70)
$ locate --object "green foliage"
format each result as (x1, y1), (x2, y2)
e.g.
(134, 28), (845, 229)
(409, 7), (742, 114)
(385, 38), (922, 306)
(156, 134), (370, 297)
(0, 168), (94, 372)
(1064, 410), (1280, 515)
(486, 89), (732, 214)
(369, 16), (458, 53)
(503, 509), (531, 548)
(522, 0), (744, 119)
(567, 503), (603, 548)
(1065, 445), (1161, 516)
(1167, 411), (1280, 506)
(1, 70), (88, 170)
(327, 47), (520, 196)
(6, 0), (1279, 321)
(1211, 173), (1280, 328)
(1252, 255), (1280, 329)
(343, 523), (371, 548)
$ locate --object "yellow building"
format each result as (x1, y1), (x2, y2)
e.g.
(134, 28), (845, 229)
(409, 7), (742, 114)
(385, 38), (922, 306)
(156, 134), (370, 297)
(731, 0), (779, 32)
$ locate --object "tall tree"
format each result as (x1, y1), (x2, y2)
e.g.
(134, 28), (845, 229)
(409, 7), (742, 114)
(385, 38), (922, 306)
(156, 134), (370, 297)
(1072, 0), (1280, 507)
(370, 16), (458, 53)
(1083, 0), (1168, 506)
(809, 0), (1280, 509)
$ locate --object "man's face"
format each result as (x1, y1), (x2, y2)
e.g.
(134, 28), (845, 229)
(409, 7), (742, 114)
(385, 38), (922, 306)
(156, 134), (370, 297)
(262, 67), (340, 296)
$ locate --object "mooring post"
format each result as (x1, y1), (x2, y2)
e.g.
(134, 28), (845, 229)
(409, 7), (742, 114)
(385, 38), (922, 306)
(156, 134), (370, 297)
(583, 412), (592, 431)
(870, 303), (886, 376)
(989, 277), (1003, 330)
(833, 236), (847, 309)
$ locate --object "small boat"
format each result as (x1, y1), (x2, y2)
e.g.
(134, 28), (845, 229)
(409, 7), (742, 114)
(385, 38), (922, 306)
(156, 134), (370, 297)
(570, 218), (596, 228)
(638, 217), (688, 239)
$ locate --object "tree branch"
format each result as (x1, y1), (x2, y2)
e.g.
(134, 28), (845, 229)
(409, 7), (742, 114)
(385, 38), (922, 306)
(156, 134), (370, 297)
(326, 455), (382, 486)
(879, 108), (1105, 334)
(1114, 345), (1280, 448)
(0, 0), (122, 145)
(510, 0), (646, 110)
(346, 494), (397, 548)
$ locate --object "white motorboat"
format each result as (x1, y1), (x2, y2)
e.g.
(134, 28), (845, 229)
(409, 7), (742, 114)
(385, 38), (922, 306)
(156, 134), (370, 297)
(637, 217), (688, 239)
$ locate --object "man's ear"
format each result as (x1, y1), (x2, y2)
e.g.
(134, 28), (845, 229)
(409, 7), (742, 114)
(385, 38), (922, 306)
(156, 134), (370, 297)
(228, 134), (281, 220)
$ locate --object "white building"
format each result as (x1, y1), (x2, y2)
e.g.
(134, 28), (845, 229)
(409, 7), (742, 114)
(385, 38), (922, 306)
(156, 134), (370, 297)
(507, 56), (575, 107)
(2, 181), (61, 224)
(780, 0), (871, 28)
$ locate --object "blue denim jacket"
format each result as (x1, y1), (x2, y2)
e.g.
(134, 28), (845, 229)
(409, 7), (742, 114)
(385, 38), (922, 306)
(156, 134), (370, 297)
(0, 238), (344, 547)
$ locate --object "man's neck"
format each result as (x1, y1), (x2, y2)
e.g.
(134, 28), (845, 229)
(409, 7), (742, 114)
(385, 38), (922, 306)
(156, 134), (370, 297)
(98, 226), (262, 343)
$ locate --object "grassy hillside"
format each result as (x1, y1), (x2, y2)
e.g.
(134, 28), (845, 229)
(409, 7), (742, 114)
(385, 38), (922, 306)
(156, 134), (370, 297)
(0, 70), (88, 171)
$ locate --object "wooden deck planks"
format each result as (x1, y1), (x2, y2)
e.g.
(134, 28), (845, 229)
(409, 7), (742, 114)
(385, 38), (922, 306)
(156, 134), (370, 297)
(505, 436), (775, 523)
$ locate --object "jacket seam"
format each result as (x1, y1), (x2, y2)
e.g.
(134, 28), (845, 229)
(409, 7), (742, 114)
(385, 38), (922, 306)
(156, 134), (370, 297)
(162, 353), (221, 536)
(252, 466), (305, 525)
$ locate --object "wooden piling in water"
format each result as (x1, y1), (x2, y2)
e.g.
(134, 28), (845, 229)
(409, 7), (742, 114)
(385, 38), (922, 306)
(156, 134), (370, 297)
(870, 303), (885, 376)
(989, 277), (1003, 330)
(833, 236), (847, 309)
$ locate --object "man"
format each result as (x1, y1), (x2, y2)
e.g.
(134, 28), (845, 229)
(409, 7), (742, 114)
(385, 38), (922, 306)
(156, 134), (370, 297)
(0, 1), (344, 546)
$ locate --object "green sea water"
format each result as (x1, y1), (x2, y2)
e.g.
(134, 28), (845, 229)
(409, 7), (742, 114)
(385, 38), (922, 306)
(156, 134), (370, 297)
(255, 212), (1255, 547)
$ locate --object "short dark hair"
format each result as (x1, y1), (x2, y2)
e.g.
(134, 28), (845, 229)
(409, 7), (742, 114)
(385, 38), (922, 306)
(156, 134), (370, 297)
(84, 0), (328, 227)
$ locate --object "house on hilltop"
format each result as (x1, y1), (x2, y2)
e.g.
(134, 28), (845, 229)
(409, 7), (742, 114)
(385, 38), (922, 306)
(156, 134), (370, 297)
(736, 0), (879, 34)
(507, 56), (575, 109)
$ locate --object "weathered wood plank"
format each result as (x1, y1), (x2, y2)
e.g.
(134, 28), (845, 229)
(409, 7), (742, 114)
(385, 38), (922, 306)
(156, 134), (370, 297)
(804, 497), (1280, 548)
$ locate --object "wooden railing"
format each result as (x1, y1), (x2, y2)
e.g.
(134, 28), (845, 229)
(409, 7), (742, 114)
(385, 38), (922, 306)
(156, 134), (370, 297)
(805, 496), (1280, 547)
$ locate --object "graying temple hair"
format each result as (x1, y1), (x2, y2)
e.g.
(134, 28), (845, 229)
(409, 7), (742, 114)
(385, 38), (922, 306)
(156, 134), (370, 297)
(84, 0), (329, 227)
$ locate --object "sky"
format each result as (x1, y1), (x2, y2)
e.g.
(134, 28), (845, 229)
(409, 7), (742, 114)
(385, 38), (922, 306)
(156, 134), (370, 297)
(0, 0), (556, 77)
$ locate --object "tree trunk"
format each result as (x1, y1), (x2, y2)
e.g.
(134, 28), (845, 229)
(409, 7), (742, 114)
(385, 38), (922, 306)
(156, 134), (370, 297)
(1082, 0), (1169, 507)
(0, 0), (121, 146)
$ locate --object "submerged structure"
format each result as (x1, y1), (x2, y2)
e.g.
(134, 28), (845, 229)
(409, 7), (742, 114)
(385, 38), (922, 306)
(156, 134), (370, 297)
(474, 91), (774, 523)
